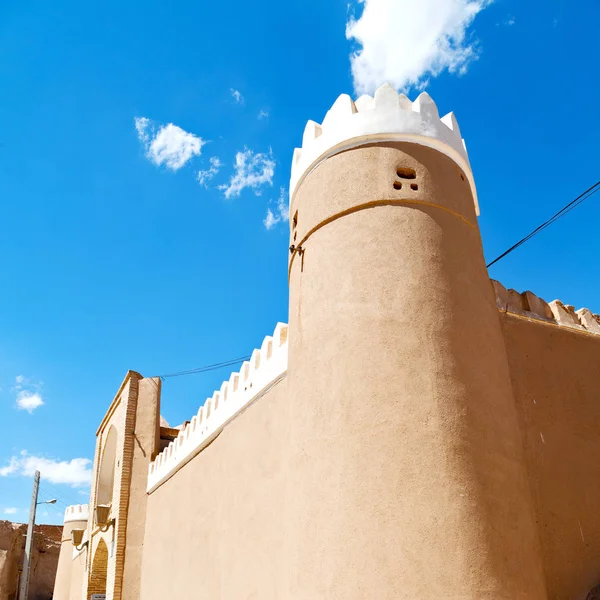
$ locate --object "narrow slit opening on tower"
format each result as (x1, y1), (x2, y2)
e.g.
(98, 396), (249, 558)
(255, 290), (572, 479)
(293, 211), (298, 229)
(411, 183), (419, 191)
(396, 167), (417, 180)
(393, 181), (402, 190)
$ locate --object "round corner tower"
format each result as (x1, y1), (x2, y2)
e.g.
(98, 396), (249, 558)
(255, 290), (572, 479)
(285, 83), (547, 599)
(53, 504), (89, 600)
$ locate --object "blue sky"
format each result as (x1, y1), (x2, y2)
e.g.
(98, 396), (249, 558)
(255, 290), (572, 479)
(1, 0), (598, 524)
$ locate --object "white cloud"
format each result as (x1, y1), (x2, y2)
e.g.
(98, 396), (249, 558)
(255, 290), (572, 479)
(346, 0), (492, 93)
(258, 109), (269, 120)
(264, 187), (290, 230)
(3, 507), (18, 515)
(0, 457), (19, 476)
(0, 452), (92, 487)
(16, 391), (44, 414)
(219, 148), (275, 199)
(135, 118), (205, 171)
(231, 89), (244, 104)
(135, 116), (151, 144)
(13, 376), (44, 414)
(197, 157), (223, 187)
(263, 209), (279, 230)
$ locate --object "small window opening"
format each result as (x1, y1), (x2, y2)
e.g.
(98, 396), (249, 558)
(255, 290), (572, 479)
(292, 211), (298, 229)
(460, 173), (465, 181)
(396, 167), (417, 180)
(393, 181), (402, 190)
(410, 183), (419, 191)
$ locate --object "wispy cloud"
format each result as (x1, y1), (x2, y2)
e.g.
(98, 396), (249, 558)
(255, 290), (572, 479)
(16, 391), (44, 414)
(0, 457), (19, 477)
(0, 451), (92, 487)
(3, 507), (18, 515)
(219, 148), (275, 199)
(14, 375), (44, 414)
(231, 89), (244, 105)
(258, 109), (269, 120)
(197, 157), (223, 187)
(346, 0), (493, 93)
(264, 187), (290, 230)
(135, 118), (205, 171)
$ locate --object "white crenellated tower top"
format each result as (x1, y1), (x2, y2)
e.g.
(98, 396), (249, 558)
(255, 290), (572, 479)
(63, 504), (89, 524)
(290, 83), (479, 215)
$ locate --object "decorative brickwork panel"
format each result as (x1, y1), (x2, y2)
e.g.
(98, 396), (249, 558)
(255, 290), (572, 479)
(88, 539), (108, 597)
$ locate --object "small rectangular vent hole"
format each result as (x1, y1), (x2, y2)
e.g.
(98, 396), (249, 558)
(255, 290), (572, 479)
(397, 168), (417, 179)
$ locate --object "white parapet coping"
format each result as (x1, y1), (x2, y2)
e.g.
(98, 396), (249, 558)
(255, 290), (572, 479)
(147, 323), (289, 493)
(63, 504), (89, 524)
(289, 82), (479, 215)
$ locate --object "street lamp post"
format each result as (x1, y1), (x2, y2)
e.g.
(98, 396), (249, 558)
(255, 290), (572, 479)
(17, 470), (56, 600)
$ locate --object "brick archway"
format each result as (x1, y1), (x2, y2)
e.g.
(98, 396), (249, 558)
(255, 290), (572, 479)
(88, 538), (108, 597)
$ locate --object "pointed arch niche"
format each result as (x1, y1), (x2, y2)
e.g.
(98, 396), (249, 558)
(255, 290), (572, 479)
(96, 425), (118, 508)
(88, 538), (108, 596)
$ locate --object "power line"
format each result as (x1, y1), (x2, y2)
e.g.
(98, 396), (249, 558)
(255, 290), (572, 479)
(39, 480), (84, 508)
(39, 481), (78, 505)
(154, 355), (252, 380)
(38, 487), (73, 511)
(487, 180), (600, 269)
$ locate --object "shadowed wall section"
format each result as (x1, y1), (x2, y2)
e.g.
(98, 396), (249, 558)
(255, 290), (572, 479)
(502, 312), (600, 600)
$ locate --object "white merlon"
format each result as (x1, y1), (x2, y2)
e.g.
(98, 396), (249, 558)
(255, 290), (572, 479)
(147, 323), (289, 493)
(290, 83), (479, 215)
(64, 504), (89, 524)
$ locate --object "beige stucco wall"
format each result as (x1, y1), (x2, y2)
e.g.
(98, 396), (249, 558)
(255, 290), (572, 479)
(501, 312), (600, 600)
(139, 377), (288, 600)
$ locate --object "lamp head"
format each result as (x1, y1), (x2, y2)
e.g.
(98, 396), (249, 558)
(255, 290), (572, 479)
(71, 529), (84, 547)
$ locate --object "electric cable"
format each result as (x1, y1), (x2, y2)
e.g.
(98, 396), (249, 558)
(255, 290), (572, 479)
(487, 180), (600, 268)
(153, 355), (252, 380)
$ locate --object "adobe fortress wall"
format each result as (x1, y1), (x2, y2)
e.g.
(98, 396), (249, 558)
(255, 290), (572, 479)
(495, 282), (600, 600)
